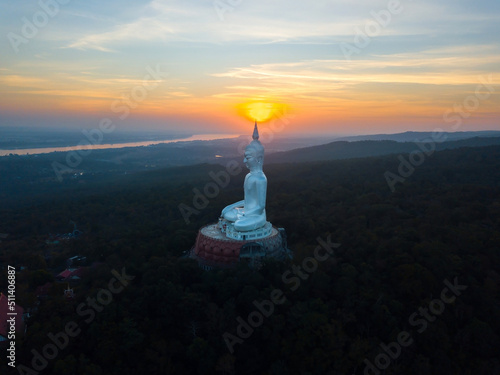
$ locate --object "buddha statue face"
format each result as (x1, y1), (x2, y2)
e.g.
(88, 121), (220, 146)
(244, 141), (264, 171)
(244, 149), (260, 170)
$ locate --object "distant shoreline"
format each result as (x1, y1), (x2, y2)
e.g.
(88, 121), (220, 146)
(0, 134), (241, 156)
(0, 133), (193, 151)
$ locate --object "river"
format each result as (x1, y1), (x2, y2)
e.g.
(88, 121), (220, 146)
(0, 134), (240, 156)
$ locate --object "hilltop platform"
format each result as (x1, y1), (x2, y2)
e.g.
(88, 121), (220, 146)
(189, 223), (290, 270)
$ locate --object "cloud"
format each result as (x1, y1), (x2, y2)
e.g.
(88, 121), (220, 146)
(214, 48), (500, 84)
(1, 0), (498, 132)
(62, 0), (444, 51)
(210, 47), (500, 111)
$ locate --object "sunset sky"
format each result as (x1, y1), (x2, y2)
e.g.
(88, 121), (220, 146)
(0, 0), (499, 135)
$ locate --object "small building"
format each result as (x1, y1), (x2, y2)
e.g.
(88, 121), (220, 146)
(66, 255), (87, 267)
(0, 233), (8, 243)
(56, 268), (85, 282)
(35, 282), (52, 300)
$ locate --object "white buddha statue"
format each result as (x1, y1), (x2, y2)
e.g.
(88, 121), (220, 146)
(221, 122), (267, 232)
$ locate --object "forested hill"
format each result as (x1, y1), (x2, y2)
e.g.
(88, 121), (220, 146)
(0, 144), (499, 374)
(2, 135), (500, 211)
(265, 136), (500, 164)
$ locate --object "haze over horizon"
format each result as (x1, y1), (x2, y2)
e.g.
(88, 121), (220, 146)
(1, 0), (499, 135)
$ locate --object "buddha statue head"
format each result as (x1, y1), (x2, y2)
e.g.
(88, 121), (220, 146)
(244, 122), (265, 171)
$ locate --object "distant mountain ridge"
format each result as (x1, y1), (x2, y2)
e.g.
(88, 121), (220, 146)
(331, 130), (500, 143)
(265, 136), (500, 164)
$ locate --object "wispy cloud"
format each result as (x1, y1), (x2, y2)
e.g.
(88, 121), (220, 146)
(62, 0), (500, 52)
(210, 46), (500, 115)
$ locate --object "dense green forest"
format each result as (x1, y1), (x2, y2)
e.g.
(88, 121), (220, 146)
(1, 145), (500, 374)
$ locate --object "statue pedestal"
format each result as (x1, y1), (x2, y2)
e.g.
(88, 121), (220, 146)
(218, 218), (273, 241)
(189, 222), (290, 270)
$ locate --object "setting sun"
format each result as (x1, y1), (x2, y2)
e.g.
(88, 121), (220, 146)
(236, 102), (291, 123)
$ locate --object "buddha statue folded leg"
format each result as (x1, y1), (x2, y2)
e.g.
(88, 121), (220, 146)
(223, 209), (239, 222)
(221, 200), (244, 222)
(234, 211), (267, 232)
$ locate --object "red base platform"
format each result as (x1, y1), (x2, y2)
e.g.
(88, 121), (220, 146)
(190, 223), (286, 270)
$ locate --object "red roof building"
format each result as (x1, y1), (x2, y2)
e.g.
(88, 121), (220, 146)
(56, 267), (85, 281)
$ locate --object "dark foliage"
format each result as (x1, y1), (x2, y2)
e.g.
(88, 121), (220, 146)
(1, 145), (499, 375)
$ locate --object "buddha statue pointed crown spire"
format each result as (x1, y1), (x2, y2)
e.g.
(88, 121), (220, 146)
(253, 121), (259, 140)
(247, 121), (264, 165)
